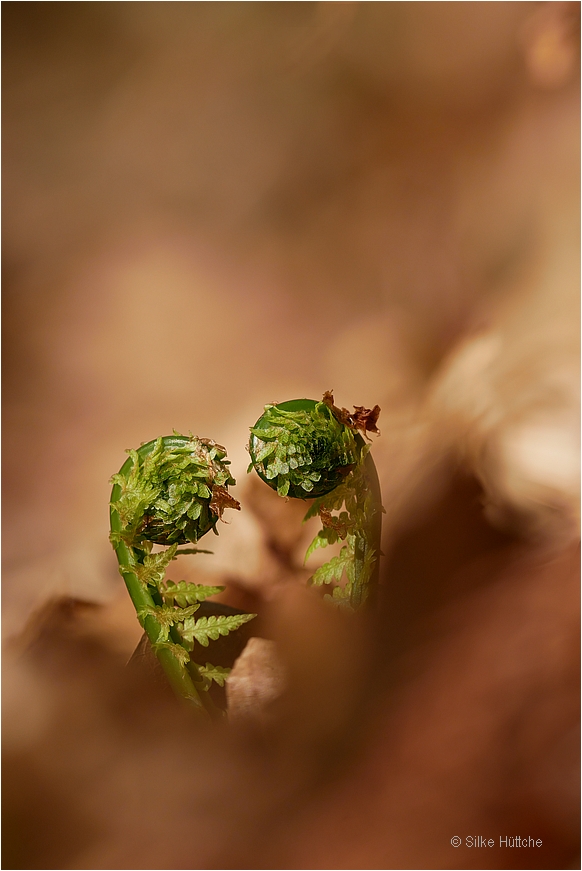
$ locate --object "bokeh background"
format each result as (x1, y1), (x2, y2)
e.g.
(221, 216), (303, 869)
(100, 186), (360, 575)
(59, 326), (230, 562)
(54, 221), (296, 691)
(3, 3), (580, 869)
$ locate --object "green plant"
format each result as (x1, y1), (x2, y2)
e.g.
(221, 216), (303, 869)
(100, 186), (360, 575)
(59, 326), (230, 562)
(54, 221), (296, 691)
(109, 433), (254, 717)
(248, 393), (383, 610)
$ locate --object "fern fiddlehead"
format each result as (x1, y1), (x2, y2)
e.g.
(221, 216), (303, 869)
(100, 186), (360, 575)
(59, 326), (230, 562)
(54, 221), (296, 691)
(110, 434), (254, 716)
(248, 394), (383, 610)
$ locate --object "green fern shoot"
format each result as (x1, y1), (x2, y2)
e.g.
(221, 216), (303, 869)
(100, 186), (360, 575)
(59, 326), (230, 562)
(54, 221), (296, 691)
(248, 394), (383, 610)
(110, 434), (254, 716)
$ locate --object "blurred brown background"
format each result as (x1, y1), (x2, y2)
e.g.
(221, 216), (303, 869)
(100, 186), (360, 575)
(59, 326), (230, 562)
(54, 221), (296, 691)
(2, 2), (580, 869)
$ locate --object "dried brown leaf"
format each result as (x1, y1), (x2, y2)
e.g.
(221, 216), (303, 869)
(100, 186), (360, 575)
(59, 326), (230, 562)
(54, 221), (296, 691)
(318, 507), (352, 539)
(351, 404), (381, 435)
(210, 485), (241, 519)
(322, 392), (381, 437)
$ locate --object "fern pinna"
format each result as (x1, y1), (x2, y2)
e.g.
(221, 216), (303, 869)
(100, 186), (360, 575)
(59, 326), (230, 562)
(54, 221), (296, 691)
(109, 434), (254, 717)
(248, 393), (383, 610)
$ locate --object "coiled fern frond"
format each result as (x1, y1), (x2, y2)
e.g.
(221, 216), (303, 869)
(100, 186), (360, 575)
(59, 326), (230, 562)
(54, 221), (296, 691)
(110, 433), (254, 716)
(248, 394), (383, 610)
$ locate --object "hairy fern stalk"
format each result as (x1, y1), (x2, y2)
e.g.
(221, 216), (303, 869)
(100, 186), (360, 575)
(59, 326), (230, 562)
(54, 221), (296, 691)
(110, 434), (254, 716)
(248, 394), (383, 610)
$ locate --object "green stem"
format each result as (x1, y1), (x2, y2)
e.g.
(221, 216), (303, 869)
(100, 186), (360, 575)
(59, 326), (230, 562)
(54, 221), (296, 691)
(348, 439), (382, 609)
(110, 506), (209, 716)
(352, 530), (367, 609)
(364, 453), (384, 608)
